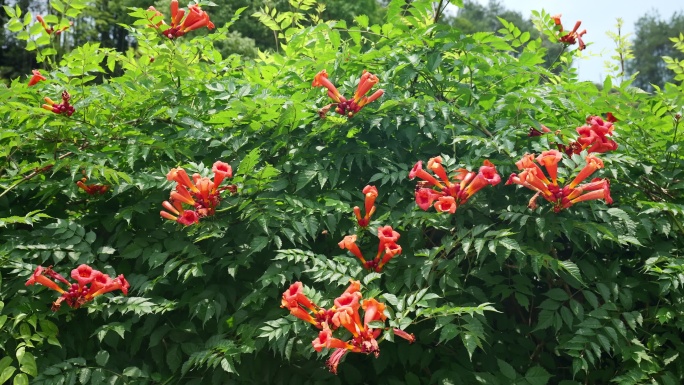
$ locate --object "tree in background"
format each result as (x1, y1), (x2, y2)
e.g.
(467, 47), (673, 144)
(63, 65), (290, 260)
(447, 0), (564, 68)
(448, 0), (523, 33)
(0, 0), (41, 81)
(1, 0), (385, 80)
(627, 11), (684, 91)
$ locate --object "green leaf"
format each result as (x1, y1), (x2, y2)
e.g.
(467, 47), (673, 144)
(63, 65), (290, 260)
(497, 359), (517, 380)
(79, 368), (92, 384)
(525, 366), (552, 385)
(546, 288), (569, 301)
(438, 324), (459, 344)
(95, 351), (110, 366)
(50, 0), (65, 13)
(13, 373), (28, 385)
(0, 366), (16, 384)
(3, 5), (16, 17)
(18, 352), (36, 377)
(461, 332), (479, 360)
(559, 260), (584, 285)
(354, 14), (369, 28)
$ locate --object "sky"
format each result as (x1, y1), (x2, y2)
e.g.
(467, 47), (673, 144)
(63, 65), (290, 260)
(447, 0), (684, 83)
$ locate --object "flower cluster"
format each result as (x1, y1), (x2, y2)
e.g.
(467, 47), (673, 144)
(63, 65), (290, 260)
(28, 70), (46, 86)
(339, 226), (402, 272)
(354, 185), (378, 228)
(147, 0), (214, 39)
(507, 151), (613, 212)
(555, 115), (619, 156)
(282, 281), (415, 374)
(76, 176), (109, 195)
(26, 265), (129, 311)
(42, 90), (75, 116)
(313, 70), (384, 118)
(36, 15), (71, 36)
(529, 116), (619, 156)
(574, 115), (619, 153)
(160, 161), (236, 226)
(409, 157), (501, 213)
(551, 14), (587, 50)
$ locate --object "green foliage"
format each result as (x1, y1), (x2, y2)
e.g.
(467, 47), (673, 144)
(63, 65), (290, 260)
(0, 0), (683, 384)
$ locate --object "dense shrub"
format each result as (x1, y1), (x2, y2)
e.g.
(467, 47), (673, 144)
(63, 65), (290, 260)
(1, 0), (683, 384)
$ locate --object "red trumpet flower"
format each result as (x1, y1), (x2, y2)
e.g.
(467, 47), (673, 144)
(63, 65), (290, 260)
(282, 281), (414, 374)
(353, 185), (378, 227)
(553, 14), (587, 51)
(147, 0), (215, 39)
(339, 226), (402, 272)
(409, 157), (500, 214)
(28, 70), (46, 86)
(160, 161), (237, 226)
(507, 152), (612, 212)
(76, 176), (109, 195)
(313, 70), (384, 118)
(26, 265), (128, 311)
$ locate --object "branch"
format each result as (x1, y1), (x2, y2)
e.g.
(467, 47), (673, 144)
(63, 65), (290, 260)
(0, 142), (89, 199)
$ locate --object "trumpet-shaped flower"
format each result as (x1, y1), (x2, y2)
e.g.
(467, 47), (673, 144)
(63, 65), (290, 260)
(434, 196), (457, 213)
(212, 161), (232, 187)
(393, 328), (416, 343)
(26, 265), (128, 311)
(409, 160), (445, 188)
(281, 282), (330, 328)
(554, 15), (588, 51)
(282, 281), (316, 311)
(338, 235), (366, 264)
(28, 70), (46, 86)
(536, 150), (563, 185)
(415, 187), (437, 210)
(313, 327), (354, 352)
(313, 70), (383, 118)
(149, 0), (215, 39)
(362, 298), (387, 326)
(556, 115), (618, 155)
(161, 161), (236, 226)
(312, 70), (345, 103)
(26, 266), (66, 294)
(340, 225), (402, 272)
(576, 116), (618, 153)
(509, 152), (612, 212)
(36, 15), (71, 35)
(76, 177), (109, 195)
(282, 281), (413, 375)
(377, 225), (400, 245)
(568, 154), (604, 188)
(354, 185), (378, 227)
(410, 158), (500, 214)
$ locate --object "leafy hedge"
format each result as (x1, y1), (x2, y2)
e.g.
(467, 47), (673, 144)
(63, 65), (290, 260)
(1, 0), (683, 384)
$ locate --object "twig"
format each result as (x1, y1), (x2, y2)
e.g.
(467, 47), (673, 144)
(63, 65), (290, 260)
(433, 0), (446, 24)
(0, 142), (89, 199)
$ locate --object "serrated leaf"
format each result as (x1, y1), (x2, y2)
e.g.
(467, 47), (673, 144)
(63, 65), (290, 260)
(497, 359), (517, 380)
(525, 366), (551, 385)
(438, 323), (459, 344)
